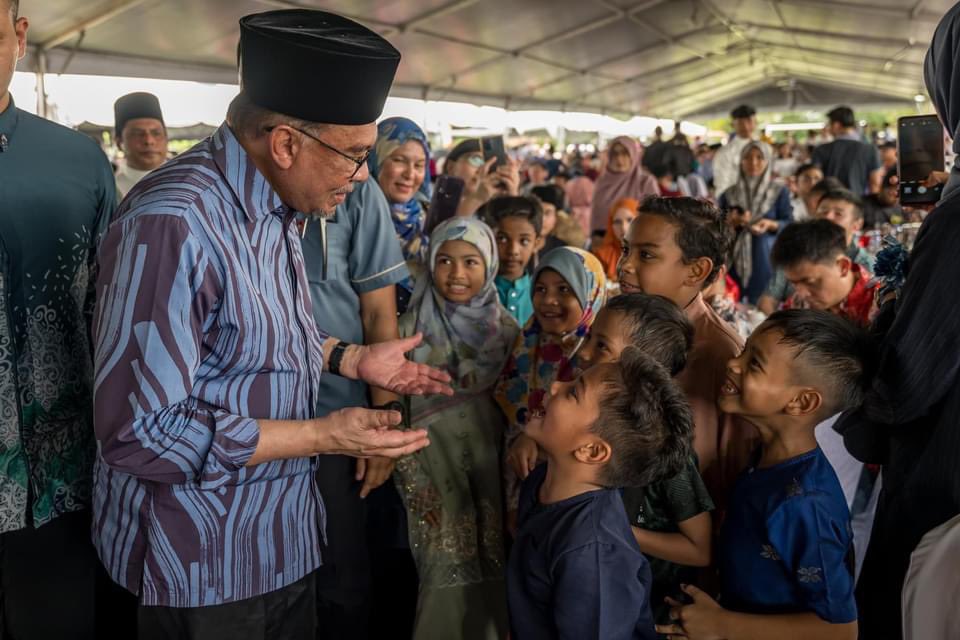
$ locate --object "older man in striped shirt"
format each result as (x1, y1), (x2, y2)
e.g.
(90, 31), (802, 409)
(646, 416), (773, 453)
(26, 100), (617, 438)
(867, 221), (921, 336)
(92, 10), (450, 639)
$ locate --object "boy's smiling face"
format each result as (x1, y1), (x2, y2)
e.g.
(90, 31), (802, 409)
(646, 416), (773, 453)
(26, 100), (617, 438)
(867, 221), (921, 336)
(526, 365), (611, 456)
(719, 327), (817, 426)
(495, 216), (541, 280)
(618, 213), (697, 308)
(576, 308), (628, 371)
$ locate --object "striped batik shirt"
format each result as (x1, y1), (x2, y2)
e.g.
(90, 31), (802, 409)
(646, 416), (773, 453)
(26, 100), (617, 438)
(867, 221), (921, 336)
(92, 124), (326, 607)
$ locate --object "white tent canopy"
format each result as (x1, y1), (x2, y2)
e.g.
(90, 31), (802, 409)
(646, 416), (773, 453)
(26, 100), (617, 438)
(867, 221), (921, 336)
(20, 0), (949, 120)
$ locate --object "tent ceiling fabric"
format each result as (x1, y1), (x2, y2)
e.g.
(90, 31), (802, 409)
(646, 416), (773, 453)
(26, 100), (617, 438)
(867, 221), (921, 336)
(21, 0), (950, 119)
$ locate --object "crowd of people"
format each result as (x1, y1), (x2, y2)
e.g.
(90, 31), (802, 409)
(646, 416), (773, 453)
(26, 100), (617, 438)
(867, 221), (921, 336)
(3, 0), (960, 639)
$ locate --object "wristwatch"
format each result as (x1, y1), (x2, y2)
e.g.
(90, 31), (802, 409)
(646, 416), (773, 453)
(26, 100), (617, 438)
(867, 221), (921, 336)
(328, 340), (351, 376)
(372, 400), (409, 429)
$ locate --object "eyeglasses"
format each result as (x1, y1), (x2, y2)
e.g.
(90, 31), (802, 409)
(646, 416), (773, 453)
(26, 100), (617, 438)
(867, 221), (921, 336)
(265, 125), (370, 179)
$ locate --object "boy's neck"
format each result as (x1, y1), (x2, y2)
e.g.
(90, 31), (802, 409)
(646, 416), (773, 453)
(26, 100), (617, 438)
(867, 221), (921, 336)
(750, 417), (820, 468)
(539, 454), (604, 504)
(498, 272), (527, 284)
(674, 289), (702, 312)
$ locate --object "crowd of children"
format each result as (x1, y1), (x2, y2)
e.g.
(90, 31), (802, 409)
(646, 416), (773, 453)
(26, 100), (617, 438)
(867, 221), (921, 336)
(386, 190), (879, 640)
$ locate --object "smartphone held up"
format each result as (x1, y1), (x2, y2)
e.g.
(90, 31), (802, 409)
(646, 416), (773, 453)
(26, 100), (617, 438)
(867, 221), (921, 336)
(897, 115), (946, 205)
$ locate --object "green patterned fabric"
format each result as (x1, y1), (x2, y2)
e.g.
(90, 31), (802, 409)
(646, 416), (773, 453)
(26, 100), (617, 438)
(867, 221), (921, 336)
(0, 99), (115, 532)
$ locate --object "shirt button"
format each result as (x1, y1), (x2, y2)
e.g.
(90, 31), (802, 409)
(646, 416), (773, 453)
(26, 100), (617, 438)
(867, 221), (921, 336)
(459, 412), (466, 419)
(511, 292), (517, 297)
(510, 306), (516, 311)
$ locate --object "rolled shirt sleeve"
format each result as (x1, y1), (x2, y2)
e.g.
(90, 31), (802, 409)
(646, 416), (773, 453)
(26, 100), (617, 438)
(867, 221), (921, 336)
(94, 213), (259, 486)
(349, 180), (409, 294)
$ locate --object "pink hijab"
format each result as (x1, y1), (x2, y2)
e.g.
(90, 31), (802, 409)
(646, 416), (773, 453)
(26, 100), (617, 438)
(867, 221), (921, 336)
(591, 136), (660, 233)
(565, 176), (595, 236)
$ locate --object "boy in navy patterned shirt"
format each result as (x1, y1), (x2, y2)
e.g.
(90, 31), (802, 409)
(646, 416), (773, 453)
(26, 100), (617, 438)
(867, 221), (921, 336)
(507, 348), (694, 639)
(659, 310), (864, 640)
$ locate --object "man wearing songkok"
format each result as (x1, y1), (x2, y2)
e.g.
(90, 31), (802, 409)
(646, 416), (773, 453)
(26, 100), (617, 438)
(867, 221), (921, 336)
(113, 91), (168, 198)
(92, 10), (451, 639)
(0, 2), (118, 637)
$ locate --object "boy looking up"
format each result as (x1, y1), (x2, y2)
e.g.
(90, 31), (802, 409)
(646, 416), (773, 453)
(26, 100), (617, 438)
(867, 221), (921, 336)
(508, 348), (694, 640)
(482, 196), (544, 326)
(659, 310), (865, 640)
(618, 196), (753, 510)
(772, 219), (879, 328)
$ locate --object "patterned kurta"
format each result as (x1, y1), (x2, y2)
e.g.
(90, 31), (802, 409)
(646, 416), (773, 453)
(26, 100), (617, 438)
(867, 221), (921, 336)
(92, 124), (326, 607)
(719, 448), (857, 623)
(0, 98), (116, 533)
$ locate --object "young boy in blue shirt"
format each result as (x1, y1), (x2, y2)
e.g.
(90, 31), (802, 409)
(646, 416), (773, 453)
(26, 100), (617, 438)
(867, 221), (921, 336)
(507, 348), (695, 640)
(658, 310), (864, 640)
(482, 196), (544, 326)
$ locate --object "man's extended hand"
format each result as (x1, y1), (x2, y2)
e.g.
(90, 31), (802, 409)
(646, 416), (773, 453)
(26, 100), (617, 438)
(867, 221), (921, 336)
(324, 407), (430, 458)
(351, 334), (453, 396)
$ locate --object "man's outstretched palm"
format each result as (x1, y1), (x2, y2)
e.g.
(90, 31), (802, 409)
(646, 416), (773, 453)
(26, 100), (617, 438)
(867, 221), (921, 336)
(357, 333), (453, 396)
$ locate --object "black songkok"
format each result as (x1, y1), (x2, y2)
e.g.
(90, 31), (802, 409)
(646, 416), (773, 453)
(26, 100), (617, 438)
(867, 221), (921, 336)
(114, 92), (164, 135)
(238, 10), (401, 125)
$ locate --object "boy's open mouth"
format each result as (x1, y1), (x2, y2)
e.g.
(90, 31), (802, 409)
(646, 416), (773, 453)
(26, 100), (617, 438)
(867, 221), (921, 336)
(721, 376), (741, 396)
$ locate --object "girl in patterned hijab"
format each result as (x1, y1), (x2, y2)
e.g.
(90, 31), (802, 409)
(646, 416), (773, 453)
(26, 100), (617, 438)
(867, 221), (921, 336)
(495, 246), (607, 515)
(396, 217), (519, 640)
(369, 117), (433, 294)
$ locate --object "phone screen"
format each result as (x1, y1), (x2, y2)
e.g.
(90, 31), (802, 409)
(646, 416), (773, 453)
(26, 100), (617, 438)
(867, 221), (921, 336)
(898, 115), (945, 204)
(425, 175), (465, 235)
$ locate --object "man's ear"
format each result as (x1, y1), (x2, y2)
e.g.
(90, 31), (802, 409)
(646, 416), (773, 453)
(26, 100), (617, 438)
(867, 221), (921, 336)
(15, 17), (29, 61)
(783, 388), (822, 417)
(572, 437), (612, 466)
(268, 125), (300, 170)
(684, 256), (714, 288)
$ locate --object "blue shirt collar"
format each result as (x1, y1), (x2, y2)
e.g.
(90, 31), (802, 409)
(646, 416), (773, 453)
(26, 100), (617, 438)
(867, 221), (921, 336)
(497, 273), (531, 290)
(211, 123), (286, 223)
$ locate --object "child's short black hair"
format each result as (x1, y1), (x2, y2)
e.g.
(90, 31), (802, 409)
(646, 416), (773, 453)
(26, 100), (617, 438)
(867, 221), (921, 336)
(818, 188), (864, 221)
(758, 309), (875, 417)
(604, 294), (693, 376)
(480, 196), (544, 235)
(810, 176), (846, 198)
(638, 196), (732, 287)
(794, 162), (821, 178)
(593, 348), (694, 488)
(771, 219), (847, 269)
(529, 184), (565, 212)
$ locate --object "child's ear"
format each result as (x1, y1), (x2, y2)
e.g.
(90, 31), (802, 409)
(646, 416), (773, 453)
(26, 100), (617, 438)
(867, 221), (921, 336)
(535, 234), (546, 251)
(684, 257), (714, 288)
(573, 438), (612, 465)
(783, 388), (822, 417)
(837, 255), (853, 277)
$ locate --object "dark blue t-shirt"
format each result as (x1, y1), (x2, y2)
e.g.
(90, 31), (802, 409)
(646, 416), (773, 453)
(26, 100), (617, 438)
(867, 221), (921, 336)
(507, 464), (656, 640)
(719, 447), (857, 623)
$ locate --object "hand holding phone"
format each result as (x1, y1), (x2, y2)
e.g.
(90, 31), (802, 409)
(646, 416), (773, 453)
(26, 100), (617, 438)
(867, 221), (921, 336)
(480, 135), (508, 172)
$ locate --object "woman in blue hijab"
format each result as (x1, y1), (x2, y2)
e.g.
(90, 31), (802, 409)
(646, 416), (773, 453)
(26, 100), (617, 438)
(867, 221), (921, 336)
(368, 117), (432, 304)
